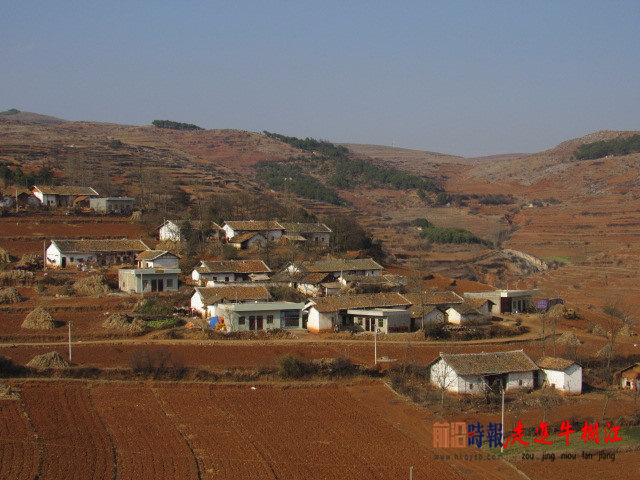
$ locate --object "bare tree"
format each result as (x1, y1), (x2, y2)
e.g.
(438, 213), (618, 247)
(601, 303), (636, 372)
(431, 357), (457, 407)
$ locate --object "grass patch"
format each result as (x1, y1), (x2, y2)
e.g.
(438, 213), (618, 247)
(144, 318), (178, 329)
(542, 255), (575, 266)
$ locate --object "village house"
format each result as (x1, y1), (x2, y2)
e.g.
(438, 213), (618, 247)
(216, 301), (305, 331)
(614, 363), (640, 391)
(402, 294), (446, 330)
(136, 250), (180, 269)
(222, 221), (285, 243)
(191, 260), (271, 286)
(158, 219), (223, 242)
(429, 350), (538, 394)
(338, 274), (407, 293)
(89, 197), (135, 214)
(271, 270), (334, 296)
(280, 222), (332, 245)
(190, 285), (272, 318)
(305, 292), (412, 333)
(118, 267), (180, 294)
(45, 239), (150, 268)
(464, 289), (540, 314)
(227, 232), (268, 249)
(33, 185), (99, 207)
(285, 258), (384, 280)
(537, 357), (582, 393)
(445, 299), (494, 325)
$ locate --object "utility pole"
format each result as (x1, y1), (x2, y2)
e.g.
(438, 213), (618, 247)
(501, 381), (505, 453)
(409, 466), (413, 480)
(374, 326), (378, 364)
(68, 321), (73, 362)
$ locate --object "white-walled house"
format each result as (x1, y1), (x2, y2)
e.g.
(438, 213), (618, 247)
(33, 185), (99, 207)
(285, 258), (384, 280)
(136, 250), (180, 269)
(190, 285), (271, 318)
(537, 357), (582, 393)
(305, 292), (411, 333)
(216, 302), (305, 331)
(222, 221), (284, 243)
(280, 222), (332, 245)
(159, 220), (221, 242)
(46, 239), (150, 268)
(271, 271), (333, 296)
(429, 350), (538, 394)
(446, 299), (494, 325)
(228, 232), (268, 249)
(191, 260), (271, 286)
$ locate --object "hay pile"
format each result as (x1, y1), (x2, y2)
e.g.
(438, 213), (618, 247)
(0, 287), (22, 304)
(0, 247), (11, 263)
(590, 323), (609, 337)
(0, 270), (33, 286)
(618, 324), (634, 337)
(73, 275), (110, 296)
(556, 331), (581, 346)
(129, 210), (142, 222)
(27, 352), (71, 369)
(102, 313), (146, 334)
(22, 307), (57, 329)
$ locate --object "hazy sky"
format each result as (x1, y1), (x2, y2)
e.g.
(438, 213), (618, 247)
(3, 1), (639, 156)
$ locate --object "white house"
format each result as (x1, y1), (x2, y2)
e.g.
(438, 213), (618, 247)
(159, 220), (221, 242)
(216, 302), (305, 331)
(118, 268), (180, 294)
(446, 299), (493, 325)
(464, 289), (540, 314)
(616, 363), (640, 391)
(222, 221), (284, 243)
(271, 270), (333, 296)
(191, 260), (271, 286)
(305, 292), (411, 333)
(285, 258), (384, 280)
(46, 239), (150, 268)
(190, 285), (271, 318)
(537, 357), (582, 393)
(33, 185), (99, 207)
(227, 232), (268, 249)
(136, 250), (180, 269)
(429, 350), (538, 394)
(280, 222), (332, 245)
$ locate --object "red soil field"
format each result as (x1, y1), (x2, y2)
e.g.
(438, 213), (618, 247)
(0, 399), (39, 479)
(20, 383), (113, 480)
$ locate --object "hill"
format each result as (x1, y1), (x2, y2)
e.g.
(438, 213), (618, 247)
(0, 109), (67, 125)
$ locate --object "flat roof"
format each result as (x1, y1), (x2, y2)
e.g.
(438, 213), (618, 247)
(120, 268), (180, 274)
(465, 289), (540, 298)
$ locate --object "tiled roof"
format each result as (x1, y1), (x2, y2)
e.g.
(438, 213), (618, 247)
(296, 258), (383, 273)
(164, 219), (207, 230)
(438, 350), (538, 376)
(308, 292), (411, 313)
(537, 357), (577, 371)
(342, 274), (404, 286)
(271, 271), (331, 284)
(224, 221), (284, 231)
(52, 239), (150, 253)
(448, 301), (484, 315)
(195, 285), (271, 305)
(34, 185), (99, 196)
(229, 232), (266, 244)
(136, 250), (179, 261)
(197, 260), (270, 274)
(280, 222), (332, 234)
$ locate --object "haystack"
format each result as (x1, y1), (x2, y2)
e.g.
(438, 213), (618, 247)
(590, 323), (609, 337)
(73, 275), (110, 296)
(102, 313), (146, 334)
(618, 324), (634, 337)
(0, 247), (11, 263)
(22, 307), (57, 330)
(556, 331), (581, 346)
(27, 352), (71, 369)
(0, 287), (22, 304)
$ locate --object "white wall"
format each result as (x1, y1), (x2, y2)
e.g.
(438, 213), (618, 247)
(430, 358), (461, 392)
(191, 291), (206, 316)
(541, 364), (582, 393)
(506, 371), (535, 390)
(159, 222), (181, 241)
(307, 307), (334, 332)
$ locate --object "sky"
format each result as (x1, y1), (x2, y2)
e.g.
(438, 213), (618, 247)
(2, 1), (640, 157)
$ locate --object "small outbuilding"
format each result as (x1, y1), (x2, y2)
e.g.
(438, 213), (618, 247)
(90, 197), (135, 214)
(615, 363), (640, 391)
(216, 301), (305, 331)
(537, 357), (582, 393)
(118, 268), (180, 293)
(464, 289), (540, 314)
(136, 250), (180, 269)
(190, 285), (272, 318)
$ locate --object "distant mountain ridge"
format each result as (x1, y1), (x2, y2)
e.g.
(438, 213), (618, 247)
(0, 109), (67, 125)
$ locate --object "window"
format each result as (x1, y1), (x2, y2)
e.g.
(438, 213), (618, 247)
(225, 276), (230, 282)
(166, 279), (173, 288)
(518, 379), (523, 386)
(469, 383), (474, 390)
(266, 315), (273, 324)
(238, 316), (246, 325)
(378, 319), (384, 328)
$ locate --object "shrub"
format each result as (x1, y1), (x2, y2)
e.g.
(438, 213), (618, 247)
(278, 354), (305, 378)
(423, 322), (450, 340)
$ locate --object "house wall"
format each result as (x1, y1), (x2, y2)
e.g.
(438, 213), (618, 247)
(216, 305), (297, 332)
(159, 222), (182, 241)
(430, 358), (461, 392)
(506, 371), (534, 390)
(446, 308), (463, 325)
(90, 198), (134, 213)
(119, 270), (178, 293)
(541, 364), (582, 393)
(307, 308), (335, 332)
(46, 244), (97, 267)
(426, 309), (445, 324)
(304, 232), (330, 244)
(140, 255), (179, 269)
(457, 375), (485, 394)
(191, 292), (206, 316)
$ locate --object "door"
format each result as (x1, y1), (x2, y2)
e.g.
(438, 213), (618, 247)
(249, 316), (256, 330)
(61, 257), (66, 268)
(151, 279), (157, 292)
(157, 279), (164, 292)
(256, 316), (264, 330)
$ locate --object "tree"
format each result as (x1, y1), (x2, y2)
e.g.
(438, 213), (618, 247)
(431, 357), (457, 406)
(601, 303), (635, 372)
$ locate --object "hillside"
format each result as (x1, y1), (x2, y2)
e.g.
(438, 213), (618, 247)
(0, 109), (67, 125)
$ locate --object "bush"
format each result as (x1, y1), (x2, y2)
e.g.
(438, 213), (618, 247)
(278, 354), (305, 378)
(423, 322), (450, 340)
(133, 298), (173, 316)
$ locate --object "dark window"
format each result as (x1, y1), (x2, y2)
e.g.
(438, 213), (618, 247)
(266, 315), (273, 324)
(238, 316), (245, 325)
(166, 279), (173, 288)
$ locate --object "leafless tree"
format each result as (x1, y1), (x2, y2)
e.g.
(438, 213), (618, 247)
(601, 303), (636, 371)
(431, 357), (457, 407)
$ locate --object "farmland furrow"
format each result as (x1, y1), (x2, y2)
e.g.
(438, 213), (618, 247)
(0, 398), (39, 480)
(21, 383), (112, 480)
